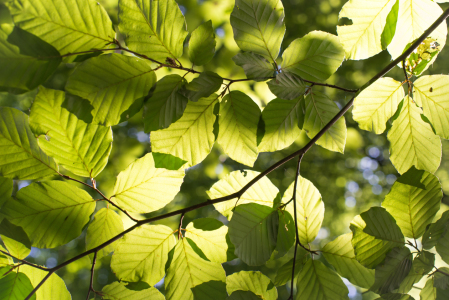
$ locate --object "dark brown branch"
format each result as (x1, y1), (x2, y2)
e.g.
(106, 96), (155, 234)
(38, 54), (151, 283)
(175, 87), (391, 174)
(0, 250), (49, 271)
(301, 79), (358, 93)
(85, 251), (98, 300)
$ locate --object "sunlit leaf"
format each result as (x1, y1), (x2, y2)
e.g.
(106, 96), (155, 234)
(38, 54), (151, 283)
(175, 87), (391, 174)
(337, 0), (397, 60)
(303, 91), (347, 153)
(101, 282), (164, 300)
(208, 170), (279, 219)
(258, 97), (304, 152)
(1, 181), (96, 248)
(29, 87), (113, 178)
(414, 75), (449, 139)
(226, 271), (278, 300)
(6, 0), (115, 61)
(0, 107), (58, 179)
(181, 71), (222, 102)
(422, 211), (449, 250)
(66, 53), (157, 126)
(86, 208), (124, 259)
(267, 73), (306, 100)
(322, 233), (375, 289)
(189, 20), (216, 66)
(388, 97), (441, 174)
(21, 265), (71, 300)
(232, 52), (275, 81)
(185, 218), (235, 264)
(273, 248), (308, 287)
(421, 278), (437, 300)
(281, 176), (324, 245)
(381, 0), (399, 49)
(0, 267), (35, 300)
(0, 245), (13, 268)
(165, 237), (226, 300)
(151, 93), (217, 167)
(228, 203), (279, 266)
(112, 153), (184, 214)
(350, 207), (404, 268)
(296, 259), (349, 300)
(230, 0), (285, 63)
(353, 77), (404, 134)
(0, 24), (61, 92)
(118, 0), (188, 62)
(111, 224), (176, 286)
(281, 31), (344, 82)
(143, 74), (188, 132)
(217, 91), (260, 167)
(0, 219), (30, 260)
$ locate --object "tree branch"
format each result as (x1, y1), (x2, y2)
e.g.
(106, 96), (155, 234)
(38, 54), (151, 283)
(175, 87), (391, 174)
(85, 251), (98, 300)
(0, 249), (49, 271)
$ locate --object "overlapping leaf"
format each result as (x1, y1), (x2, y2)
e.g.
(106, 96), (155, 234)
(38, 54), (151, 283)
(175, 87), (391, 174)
(350, 207), (404, 268)
(111, 224), (176, 286)
(303, 91), (347, 153)
(388, 97), (441, 174)
(0, 267), (35, 300)
(118, 0), (188, 62)
(267, 73), (306, 100)
(208, 170), (279, 219)
(7, 0), (115, 60)
(230, 0), (285, 63)
(436, 229), (449, 264)
(226, 271), (278, 300)
(181, 71), (222, 102)
(66, 53), (157, 126)
(422, 211), (449, 249)
(1, 181), (96, 248)
(322, 233), (375, 289)
(397, 251), (435, 293)
(111, 153), (184, 213)
(381, 0), (399, 49)
(232, 52), (275, 81)
(151, 94), (217, 167)
(296, 259), (349, 300)
(258, 97), (304, 152)
(217, 91), (260, 166)
(21, 265), (71, 300)
(228, 203), (279, 266)
(0, 219), (31, 260)
(281, 31), (345, 82)
(274, 248), (308, 286)
(353, 77), (404, 134)
(0, 107), (58, 179)
(281, 176), (324, 245)
(101, 282), (164, 300)
(165, 237), (226, 300)
(227, 291), (261, 300)
(275, 210), (295, 257)
(29, 87), (113, 178)
(189, 20), (216, 66)
(0, 246), (12, 268)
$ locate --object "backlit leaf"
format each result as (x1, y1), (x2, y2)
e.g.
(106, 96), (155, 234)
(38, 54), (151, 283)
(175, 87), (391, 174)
(267, 73), (306, 100)
(0, 267), (35, 300)
(21, 265), (71, 300)
(274, 248), (308, 287)
(226, 271), (278, 300)
(380, 0), (399, 49)
(232, 52), (275, 81)
(0, 219), (30, 260)
(101, 282), (164, 300)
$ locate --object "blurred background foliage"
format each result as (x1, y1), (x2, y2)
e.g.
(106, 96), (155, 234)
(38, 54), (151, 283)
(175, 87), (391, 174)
(0, 0), (449, 299)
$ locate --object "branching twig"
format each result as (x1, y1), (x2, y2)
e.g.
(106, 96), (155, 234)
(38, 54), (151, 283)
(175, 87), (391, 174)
(0, 250), (49, 271)
(407, 240), (421, 252)
(85, 251), (98, 300)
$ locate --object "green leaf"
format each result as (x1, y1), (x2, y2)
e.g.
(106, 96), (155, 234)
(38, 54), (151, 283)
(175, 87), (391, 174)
(191, 281), (227, 300)
(273, 248), (308, 286)
(118, 0), (188, 62)
(86, 208), (124, 259)
(414, 75), (449, 139)
(422, 211), (449, 249)
(267, 73), (306, 100)
(165, 237), (226, 300)
(0, 268), (36, 300)
(151, 93), (217, 167)
(0, 245), (13, 268)
(397, 251), (435, 293)
(350, 207), (405, 268)
(143, 74), (188, 132)
(66, 53), (157, 126)
(232, 52), (275, 82)
(217, 91), (260, 166)
(388, 96), (441, 174)
(375, 294), (414, 300)
(0, 177), (12, 223)
(275, 210), (295, 257)
(322, 233), (375, 289)
(226, 271), (278, 300)
(433, 268), (449, 289)
(296, 259), (349, 300)
(281, 176), (324, 245)
(387, 0), (447, 63)
(29, 87), (113, 178)
(281, 31), (345, 82)
(208, 170), (279, 220)
(112, 153), (184, 214)
(230, 0), (285, 63)
(189, 20), (216, 66)
(1, 181), (96, 248)
(421, 278), (437, 300)
(228, 203), (278, 266)
(0, 24), (61, 92)
(227, 291), (261, 300)
(0, 107), (58, 179)
(353, 77), (405, 134)
(381, 0), (399, 49)
(111, 224), (176, 286)
(303, 91), (347, 153)
(152, 152), (188, 170)
(101, 282), (164, 300)
(0, 219), (30, 260)
(337, 0), (398, 60)
(182, 71), (223, 102)
(21, 265), (71, 300)
(382, 167), (442, 239)
(7, 0), (115, 61)
(370, 247), (412, 294)
(258, 97), (304, 152)
(436, 229), (449, 264)
(185, 218), (235, 264)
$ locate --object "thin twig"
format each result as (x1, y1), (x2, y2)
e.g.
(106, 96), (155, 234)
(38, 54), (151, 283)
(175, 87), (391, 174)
(85, 251), (98, 300)
(178, 213), (185, 240)
(302, 78), (358, 93)
(407, 240), (421, 252)
(0, 250), (49, 271)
